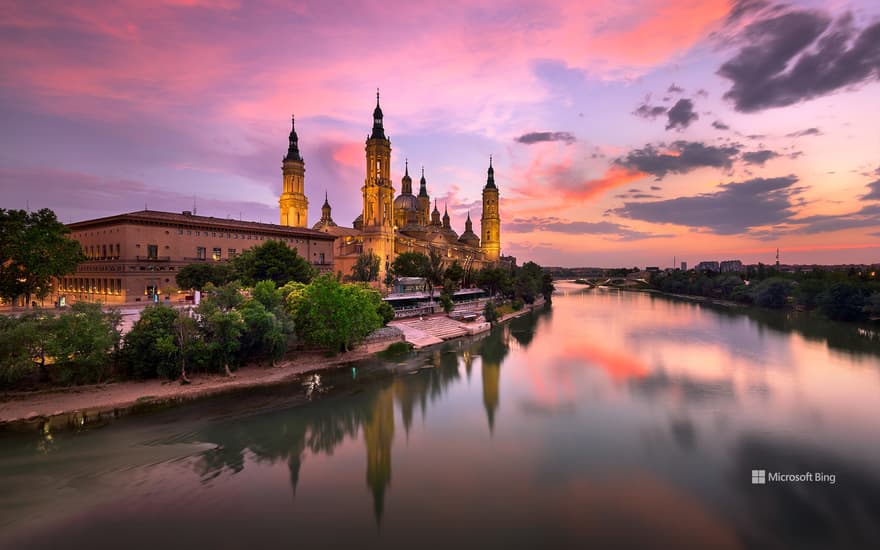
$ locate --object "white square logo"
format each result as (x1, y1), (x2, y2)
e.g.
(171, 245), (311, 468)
(751, 469), (766, 484)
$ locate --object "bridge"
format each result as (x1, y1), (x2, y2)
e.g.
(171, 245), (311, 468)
(570, 277), (651, 288)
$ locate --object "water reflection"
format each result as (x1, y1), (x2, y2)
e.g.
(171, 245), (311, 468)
(2, 285), (880, 549)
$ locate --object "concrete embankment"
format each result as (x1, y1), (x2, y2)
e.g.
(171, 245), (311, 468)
(389, 298), (545, 349)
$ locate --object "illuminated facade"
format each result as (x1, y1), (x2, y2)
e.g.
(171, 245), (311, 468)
(282, 92), (503, 279)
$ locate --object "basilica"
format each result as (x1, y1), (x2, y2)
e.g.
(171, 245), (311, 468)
(279, 92), (502, 279)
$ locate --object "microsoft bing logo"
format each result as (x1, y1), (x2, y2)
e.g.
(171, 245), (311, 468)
(751, 469), (766, 484)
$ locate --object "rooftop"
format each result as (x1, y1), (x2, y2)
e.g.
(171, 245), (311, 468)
(67, 209), (335, 241)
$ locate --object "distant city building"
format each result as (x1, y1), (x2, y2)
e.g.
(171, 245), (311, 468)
(719, 260), (744, 273)
(695, 261), (720, 272)
(58, 210), (335, 304)
(680, 261), (687, 271)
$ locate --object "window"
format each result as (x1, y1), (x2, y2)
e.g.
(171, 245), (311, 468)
(178, 229), (183, 235)
(196, 247), (206, 260)
(228, 248), (237, 258)
(212, 248), (221, 261)
(147, 244), (158, 260)
(186, 230), (191, 236)
(318, 252), (325, 264)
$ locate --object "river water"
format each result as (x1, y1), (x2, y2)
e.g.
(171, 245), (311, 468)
(2, 282), (879, 549)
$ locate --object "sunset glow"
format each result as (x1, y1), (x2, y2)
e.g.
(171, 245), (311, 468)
(2, 0), (880, 266)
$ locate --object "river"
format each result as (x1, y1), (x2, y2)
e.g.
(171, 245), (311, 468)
(1, 282), (879, 549)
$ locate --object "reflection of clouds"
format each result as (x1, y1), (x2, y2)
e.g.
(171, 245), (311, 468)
(559, 341), (649, 382)
(541, 474), (741, 550)
(629, 369), (737, 405)
(518, 399), (576, 417)
(733, 434), (880, 548)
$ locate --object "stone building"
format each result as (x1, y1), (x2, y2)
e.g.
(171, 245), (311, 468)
(59, 210), (335, 305)
(281, 92), (503, 280)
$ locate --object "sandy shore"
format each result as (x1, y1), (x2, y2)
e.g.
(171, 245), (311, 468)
(0, 350), (372, 429)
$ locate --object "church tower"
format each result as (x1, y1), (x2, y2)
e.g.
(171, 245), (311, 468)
(417, 167), (430, 227)
(481, 156), (500, 261)
(279, 116), (309, 227)
(362, 91), (395, 277)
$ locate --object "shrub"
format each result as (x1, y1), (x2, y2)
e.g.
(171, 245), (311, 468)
(483, 301), (499, 324)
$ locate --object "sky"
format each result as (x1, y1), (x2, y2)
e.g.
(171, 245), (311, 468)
(1, 0), (880, 268)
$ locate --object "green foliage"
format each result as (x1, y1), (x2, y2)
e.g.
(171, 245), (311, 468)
(424, 248), (445, 296)
(864, 292), (880, 318)
(483, 300), (499, 324)
(176, 262), (235, 291)
(390, 252), (429, 278)
(440, 294), (454, 314)
(232, 240), (313, 287)
(514, 270), (539, 304)
(818, 282), (869, 322)
(795, 279), (826, 310)
(377, 300), (396, 325)
(48, 303), (120, 384)
(751, 278), (792, 309)
(252, 280), (284, 311)
(476, 267), (512, 297)
(238, 299), (287, 365)
(0, 208), (85, 304)
(351, 252), (380, 282)
(292, 275), (382, 352)
(445, 261), (464, 285)
(0, 313), (53, 385)
(541, 273), (555, 302)
(121, 304), (179, 379)
(512, 299), (524, 311)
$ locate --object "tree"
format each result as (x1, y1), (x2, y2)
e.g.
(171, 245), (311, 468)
(176, 262), (235, 291)
(48, 302), (121, 384)
(121, 304), (179, 379)
(541, 273), (555, 302)
(232, 240), (313, 287)
(377, 300), (396, 324)
(818, 282), (868, 322)
(483, 300), (499, 324)
(390, 252), (429, 278)
(293, 275), (382, 352)
(476, 267), (512, 297)
(445, 261), (464, 287)
(351, 252), (380, 283)
(0, 313), (53, 386)
(195, 282), (247, 376)
(424, 248), (445, 301)
(751, 278), (791, 309)
(0, 208), (85, 306)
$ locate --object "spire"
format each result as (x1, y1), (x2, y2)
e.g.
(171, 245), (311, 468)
(405, 158), (409, 177)
(284, 115), (303, 162)
(431, 199), (441, 225)
(485, 155), (496, 189)
(465, 210), (473, 231)
(418, 166), (429, 197)
(323, 190), (330, 208)
(370, 89), (385, 140)
(400, 158), (413, 194)
(442, 203), (450, 228)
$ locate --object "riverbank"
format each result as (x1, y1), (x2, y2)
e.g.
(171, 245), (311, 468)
(0, 349), (376, 432)
(0, 301), (545, 432)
